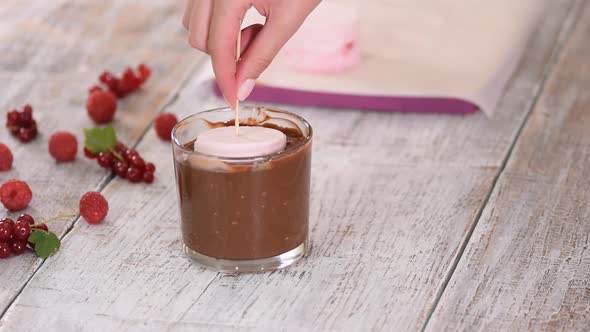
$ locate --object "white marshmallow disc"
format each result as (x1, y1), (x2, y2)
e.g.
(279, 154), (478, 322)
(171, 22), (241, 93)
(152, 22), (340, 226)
(194, 126), (287, 158)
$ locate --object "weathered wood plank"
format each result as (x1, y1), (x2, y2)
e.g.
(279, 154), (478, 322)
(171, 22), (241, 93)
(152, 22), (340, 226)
(0, 0), (202, 315)
(427, 2), (590, 331)
(0, 1), (576, 330)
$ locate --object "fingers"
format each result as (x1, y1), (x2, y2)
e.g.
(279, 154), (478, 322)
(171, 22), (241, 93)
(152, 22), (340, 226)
(236, 1), (319, 100)
(239, 24), (264, 55)
(208, 0), (251, 107)
(186, 0), (318, 104)
(182, 0), (195, 30)
(187, 0), (213, 52)
(234, 19), (295, 101)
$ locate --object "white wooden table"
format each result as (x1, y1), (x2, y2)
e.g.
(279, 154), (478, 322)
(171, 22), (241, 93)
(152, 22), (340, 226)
(1, 1), (589, 331)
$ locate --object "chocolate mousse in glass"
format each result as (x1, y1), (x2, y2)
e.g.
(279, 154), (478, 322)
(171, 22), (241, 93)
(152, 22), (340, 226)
(172, 106), (312, 272)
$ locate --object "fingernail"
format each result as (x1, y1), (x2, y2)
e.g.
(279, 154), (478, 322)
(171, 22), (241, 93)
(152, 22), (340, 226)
(237, 79), (256, 101)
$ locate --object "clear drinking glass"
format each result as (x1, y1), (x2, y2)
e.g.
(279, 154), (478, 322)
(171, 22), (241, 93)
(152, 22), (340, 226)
(172, 106), (312, 272)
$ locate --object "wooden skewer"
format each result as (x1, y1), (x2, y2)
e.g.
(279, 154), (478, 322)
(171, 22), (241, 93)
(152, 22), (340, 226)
(235, 32), (241, 135)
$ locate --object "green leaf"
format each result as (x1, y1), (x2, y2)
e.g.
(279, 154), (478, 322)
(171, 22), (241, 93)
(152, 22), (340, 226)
(28, 230), (61, 259)
(84, 125), (117, 153)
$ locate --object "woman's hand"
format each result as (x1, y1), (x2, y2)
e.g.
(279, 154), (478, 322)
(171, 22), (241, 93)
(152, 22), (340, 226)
(183, 0), (320, 106)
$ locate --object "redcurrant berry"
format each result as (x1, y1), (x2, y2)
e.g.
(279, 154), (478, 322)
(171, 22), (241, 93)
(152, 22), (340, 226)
(17, 214), (35, 225)
(97, 152), (115, 168)
(114, 161), (128, 178)
(14, 222), (31, 241)
(0, 221), (14, 241)
(124, 150), (139, 162)
(19, 110), (33, 126)
(11, 240), (27, 255)
(18, 127), (35, 142)
(138, 64), (151, 82)
(120, 68), (141, 92)
(145, 163), (156, 173)
(84, 147), (98, 159)
(33, 223), (49, 232)
(143, 171), (154, 183)
(0, 242), (11, 258)
(127, 167), (142, 183)
(0, 217), (14, 225)
(6, 110), (20, 127)
(130, 155), (145, 170)
(114, 142), (128, 154)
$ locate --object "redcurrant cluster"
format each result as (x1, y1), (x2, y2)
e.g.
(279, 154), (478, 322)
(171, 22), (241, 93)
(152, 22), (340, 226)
(84, 142), (155, 183)
(99, 64), (151, 98)
(0, 214), (47, 258)
(5, 105), (38, 143)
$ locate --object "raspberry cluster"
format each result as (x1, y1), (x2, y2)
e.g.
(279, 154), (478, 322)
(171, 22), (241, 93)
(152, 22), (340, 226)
(99, 64), (151, 98)
(84, 142), (155, 184)
(0, 63), (153, 260)
(0, 214), (47, 259)
(0, 180), (109, 259)
(5, 105), (38, 143)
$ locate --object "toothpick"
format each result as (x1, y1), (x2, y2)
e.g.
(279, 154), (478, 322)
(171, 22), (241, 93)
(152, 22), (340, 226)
(235, 32), (241, 135)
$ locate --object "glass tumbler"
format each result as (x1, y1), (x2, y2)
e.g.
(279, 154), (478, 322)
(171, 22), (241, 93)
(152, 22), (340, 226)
(172, 106), (312, 272)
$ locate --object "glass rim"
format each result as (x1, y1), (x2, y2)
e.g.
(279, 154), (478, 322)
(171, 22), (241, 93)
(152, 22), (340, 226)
(171, 106), (313, 163)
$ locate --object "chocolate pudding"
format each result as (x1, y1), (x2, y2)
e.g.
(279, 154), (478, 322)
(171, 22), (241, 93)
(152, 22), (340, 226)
(173, 109), (312, 262)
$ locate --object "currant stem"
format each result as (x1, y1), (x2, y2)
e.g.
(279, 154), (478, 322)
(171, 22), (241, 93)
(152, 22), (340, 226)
(34, 213), (77, 227)
(109, 148), (125, 162)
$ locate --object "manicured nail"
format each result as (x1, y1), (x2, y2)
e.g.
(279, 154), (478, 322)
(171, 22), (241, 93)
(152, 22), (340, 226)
(237, 79), (256, 101)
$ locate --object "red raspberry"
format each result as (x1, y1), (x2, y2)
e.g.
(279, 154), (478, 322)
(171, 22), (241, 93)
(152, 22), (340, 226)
(154, 113), (178, 141)
(79, 191), (108, 224)
(88, 85), (103, 94)
(86, 90), (117, 124)
(0, 179), (32, 211)
(0, 143), (13, 171)
(48, 131), (78, 162)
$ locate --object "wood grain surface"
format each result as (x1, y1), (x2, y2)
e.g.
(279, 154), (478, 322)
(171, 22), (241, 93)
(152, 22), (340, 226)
(0, 0), (581, 330)
(427, 1), (590, 330)
(0, 0), (202, 316)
